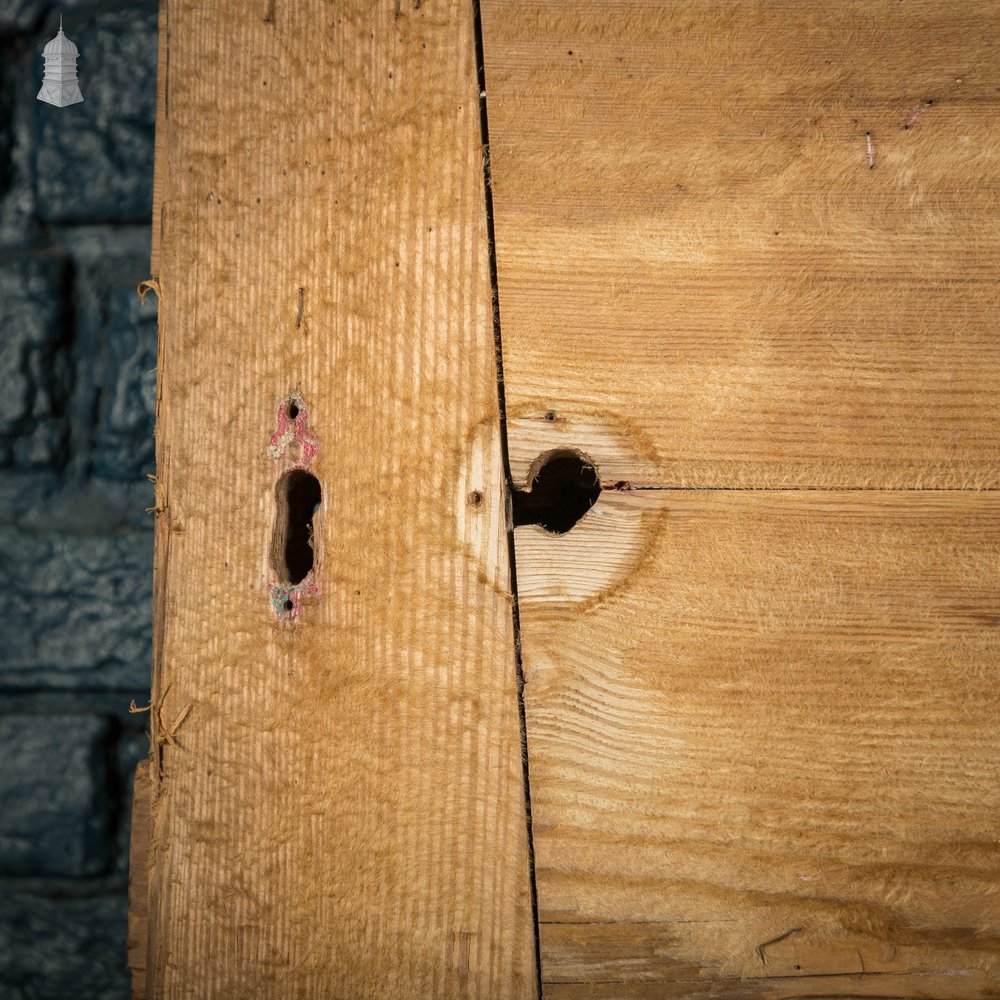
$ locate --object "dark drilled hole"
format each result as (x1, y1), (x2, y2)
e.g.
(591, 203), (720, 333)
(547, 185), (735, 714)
(287, 402), (299, 420)
(271, 469), (321, 585)
(512, 449), (600, 534)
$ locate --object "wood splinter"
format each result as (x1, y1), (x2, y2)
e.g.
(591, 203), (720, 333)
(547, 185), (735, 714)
(130, 683), (193, 751)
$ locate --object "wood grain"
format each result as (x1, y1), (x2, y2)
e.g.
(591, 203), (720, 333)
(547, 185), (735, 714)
(127, 762), (150, 1000)
(135, 2), (1000, 995)
(481, 0), (1000, 488)
(139, 1), (536, 996)
(512, 490), (1000, 995)
(479, 3), (1000, 992)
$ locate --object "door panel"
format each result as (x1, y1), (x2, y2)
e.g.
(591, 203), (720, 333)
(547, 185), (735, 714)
(483, 0), (1000, 488)
(482, 1), (1000, 993)
(514, 490), (1000, 993)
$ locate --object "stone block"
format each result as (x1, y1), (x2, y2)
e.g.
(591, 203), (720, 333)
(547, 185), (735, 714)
(0, 714), (110, 876)
(0, 256), (69, 469)
(0, 893), (128, 1000)
(0, 530), (152, 690)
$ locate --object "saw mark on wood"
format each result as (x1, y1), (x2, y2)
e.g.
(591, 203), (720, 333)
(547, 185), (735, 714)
(865, 131), (876, 169)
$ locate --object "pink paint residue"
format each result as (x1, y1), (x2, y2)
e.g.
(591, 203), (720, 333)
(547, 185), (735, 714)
(904, 100), (933, 129)
(271, 579), (319, 622)
(268, 393), (319, 467)
(268, 392), (320, 621)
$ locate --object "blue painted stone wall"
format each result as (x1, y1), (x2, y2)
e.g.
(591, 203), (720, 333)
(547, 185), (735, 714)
(0, 2), (157, 996)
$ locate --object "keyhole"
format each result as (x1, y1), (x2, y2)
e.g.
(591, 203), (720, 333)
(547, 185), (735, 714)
(271, 469), (321, 585)
(512, 449), (600, 534)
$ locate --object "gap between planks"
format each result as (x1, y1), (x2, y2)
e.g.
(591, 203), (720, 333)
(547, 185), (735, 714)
(472, 0), (543, 996)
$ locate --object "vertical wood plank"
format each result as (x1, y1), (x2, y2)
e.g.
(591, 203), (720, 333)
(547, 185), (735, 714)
(141, 2), (536, 996)
(127, 763), (150, 1000)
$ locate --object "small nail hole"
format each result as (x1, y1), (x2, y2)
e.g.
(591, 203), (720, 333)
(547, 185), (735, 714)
(512, 449), (600, 534)
(468, 490), (484, 508)
(288, 402), (299, 419)
(544, 409), (558, 422)
(283, 599), (294, 611)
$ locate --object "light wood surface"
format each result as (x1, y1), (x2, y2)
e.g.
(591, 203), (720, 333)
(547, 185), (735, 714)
(513, 490), (1000, 994)
(141, 1), (535, 996)
(482, 0), (1000, 488)
(480, 0), (1000, 994)
(134, 0), (1000, 995)
(127, 762), (150, 1000)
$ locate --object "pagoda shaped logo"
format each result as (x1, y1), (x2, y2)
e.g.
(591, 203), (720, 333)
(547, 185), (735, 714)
(37, 16), (84, 107)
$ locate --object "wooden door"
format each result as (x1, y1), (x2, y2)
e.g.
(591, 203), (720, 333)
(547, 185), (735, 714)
(131, 1), (1000, 996)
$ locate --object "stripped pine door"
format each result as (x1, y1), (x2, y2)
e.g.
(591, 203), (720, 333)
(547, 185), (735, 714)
(131, 1), (1000, 997)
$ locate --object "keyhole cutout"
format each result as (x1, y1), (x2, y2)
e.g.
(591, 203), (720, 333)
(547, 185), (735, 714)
(271, 469), (321, 585)
(512, 449), (600, 534)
